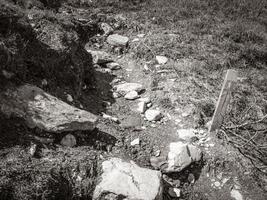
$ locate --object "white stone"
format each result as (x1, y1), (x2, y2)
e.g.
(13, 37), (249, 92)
(137, 33), (145, 38)
(125, 91), (139, 100)
(106, 62), (121, 70)
(214, 181), (221, 187)
(131, 138), (140, 146)
(0, 84), (98, 132)
(137, 102), (146, 113)
(66, 94), (73, 102)
(177, 129), (196, 141)
(60, 134), (76, 147)
(168, 188), (181, 197)
(166, 142), (192, 172)
(102, 113), (119, 123)
(132, 38), (140, 42)
(156, 56), (168, 65)
(231, 189), (243, 200)
(147, 102), (152, 108)
(116, 83), (143, 94)
(100, 22), (113, 35)
(144, 64), (149, 70)
(93, 158), (163, 200)
(107, 34), (129, 46)
(41, 79), (48, 86)
(145, 109), (162, 121)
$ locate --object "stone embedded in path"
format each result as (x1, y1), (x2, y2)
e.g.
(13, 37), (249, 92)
(131, 138), (140, 146)
(115, 82), (143, 94)
(124, 91), (139, 100)
(231, 189), (243, 200)
(156, 56), (168, 65)
(145, 109), (162, 121)
(93, 158), (163, 200)
(107, 34), (129, 47)
(0, 84), (98, 132)
(168, 188), (181, 198)
(166, 142), (202, 172)
(85, 48), (113, 64)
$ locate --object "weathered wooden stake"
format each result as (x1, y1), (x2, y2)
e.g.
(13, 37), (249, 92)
(209, 69), (238, 132)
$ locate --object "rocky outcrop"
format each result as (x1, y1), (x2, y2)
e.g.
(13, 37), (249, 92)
(93, 158), (163, 200)
(0, 84), (98, 132)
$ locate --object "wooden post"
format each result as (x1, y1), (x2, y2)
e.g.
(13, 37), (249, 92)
(209, 69), (238, 132)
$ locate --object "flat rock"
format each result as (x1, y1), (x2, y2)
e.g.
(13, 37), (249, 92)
(85, 48), (113, 64)
(124, 91), (139, 100)
(166, 142), (202, 172)
(0, 84), (98, 133)
(145, 109), (162, 121)
(156, 56), (168, 65)
(115, 83), (143, 94)
(93, 158), (163, 200)
(107, 34), (129, 47)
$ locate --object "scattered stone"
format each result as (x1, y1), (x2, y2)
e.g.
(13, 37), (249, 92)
(93, 158), (163, 200)
(2, 70), (14, 79)
(166, 142), (202, 172)
(113, 92), (121, 98)
(156, 56), (168, 65)
(132, 38), (140, 42)
(29, 143), (37, 156)
(102, 113), (119, 123)
(147, 102), (152, 108)
(137, 33), (145, 38)
(131, 138), (140, 146)
(66, 94), (73, 102)
(230, 189), (243, 200)
(115, 82), (143, 94)
(106, 62), (121, 70)
(138, 97), (151, 103)
(0, 84), (98, 132)
(107, 34), (129, 47)
(145, 109), (162, 121)
(154, 150), (161, 157)
(150, 156), (168, 170)
(144, 64), (149, 71)
(124, 91), (139, 100)
(100, 22), (113, 35)
(177, 129), (196, 141)
(168, 188), (181, 198)
(60, 134), (76, 147)
(137, 101), (146, 113)
(85, 48), (113, 64)
(41, 79), (48, 86)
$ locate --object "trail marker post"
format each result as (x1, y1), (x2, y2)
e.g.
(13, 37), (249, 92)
(209, 69), (238, 132)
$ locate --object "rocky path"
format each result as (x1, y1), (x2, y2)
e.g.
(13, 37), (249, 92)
(87, 32), (265, 200)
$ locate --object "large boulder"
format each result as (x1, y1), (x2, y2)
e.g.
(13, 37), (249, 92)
(93, 158), (163, 200)
(0, 84), (98, 132)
